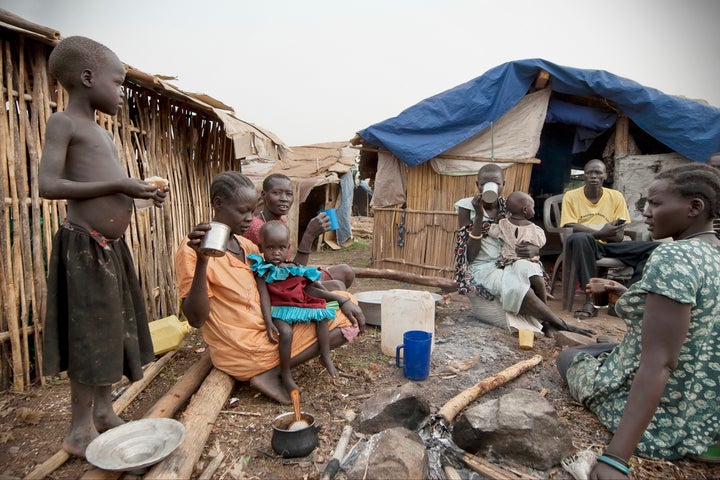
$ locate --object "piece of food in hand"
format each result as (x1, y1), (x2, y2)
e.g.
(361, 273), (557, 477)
(145, 176), (169, 189)
(135, 176), (169, 210)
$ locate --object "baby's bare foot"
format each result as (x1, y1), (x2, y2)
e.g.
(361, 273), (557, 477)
(320, 356), (339, 378)
(331, 376), (349, 387)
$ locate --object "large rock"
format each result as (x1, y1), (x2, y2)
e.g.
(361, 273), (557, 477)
(347, 427), (428, 480)
(452, 389), (573, 470)
(355, 382), (430, 434)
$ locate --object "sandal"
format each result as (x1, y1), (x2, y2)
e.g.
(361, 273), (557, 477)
(574, 302), (598, 319)
(688, 442), (720, 463)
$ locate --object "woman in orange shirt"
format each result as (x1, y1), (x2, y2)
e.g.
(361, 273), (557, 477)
(175, 171), (365, 404)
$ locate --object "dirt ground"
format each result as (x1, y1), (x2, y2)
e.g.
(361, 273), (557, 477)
(1, 237), (719, 479)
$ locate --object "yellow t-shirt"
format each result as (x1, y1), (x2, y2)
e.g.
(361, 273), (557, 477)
(560, 186), (630, 229)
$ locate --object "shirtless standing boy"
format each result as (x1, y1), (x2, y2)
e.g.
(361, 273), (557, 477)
(39, 36), (168, 456)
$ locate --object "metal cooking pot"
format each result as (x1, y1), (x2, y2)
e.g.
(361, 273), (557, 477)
(271, 412), (320, 458)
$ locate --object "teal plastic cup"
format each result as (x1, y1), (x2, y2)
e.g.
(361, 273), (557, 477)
(322, 208), (339, 231)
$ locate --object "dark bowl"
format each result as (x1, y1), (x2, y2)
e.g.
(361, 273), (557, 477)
(271, 412), (319, 458)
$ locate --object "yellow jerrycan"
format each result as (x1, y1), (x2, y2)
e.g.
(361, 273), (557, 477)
(149, 315), (191, 355)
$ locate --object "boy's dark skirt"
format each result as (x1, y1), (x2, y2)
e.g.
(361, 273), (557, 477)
(43, 224), (154, 385)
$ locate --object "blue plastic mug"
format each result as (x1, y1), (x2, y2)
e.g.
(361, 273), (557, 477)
(395, 330), (432, 381)
(322, 208), (339, 231)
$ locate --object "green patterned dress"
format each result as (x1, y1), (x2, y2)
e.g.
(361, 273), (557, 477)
(566, 239), (720, 459)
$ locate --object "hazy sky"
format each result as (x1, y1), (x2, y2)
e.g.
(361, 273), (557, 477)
(5, 0), (720, 146)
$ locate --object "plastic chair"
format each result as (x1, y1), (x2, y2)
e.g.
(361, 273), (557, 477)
(542, 193), (633, 312)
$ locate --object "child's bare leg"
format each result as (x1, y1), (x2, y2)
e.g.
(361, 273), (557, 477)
(316, 320), (338, 378)
(530, 275), (547, 303)
(274, 320), (300, 393)
(93, 385), (124, 432)
(63, 379), (99, 457)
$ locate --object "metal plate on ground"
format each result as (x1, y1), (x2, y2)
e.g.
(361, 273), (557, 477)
(85, 418), (185, 472)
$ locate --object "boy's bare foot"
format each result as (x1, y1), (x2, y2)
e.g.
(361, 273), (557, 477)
(250, 371), (291, 404)
(62, 426), (98, 457)
(93, 411), (125, 433)
(93, 385), (124, 432)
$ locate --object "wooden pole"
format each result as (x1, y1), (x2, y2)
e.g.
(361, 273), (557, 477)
(443, 465), (463, 480)
(614, 114), (629, 159)
(0, 9), (61, 40)
(438, 355), (542, 423)
(109, 350), (177, 414)
(197, 451), (225, 480)
(142, 353), (212, 419)
(462, 452), (534, 480)
(320, 425), (353, 480)
(144, 368), (235, 479)
(3, 38), (25, 392)
(352, 267), (456, 290)
(29, 48), (48, 384)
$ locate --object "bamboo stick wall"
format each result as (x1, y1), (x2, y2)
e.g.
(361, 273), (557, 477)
(0, 28), (248, 391)
(371, 161), (535, 279)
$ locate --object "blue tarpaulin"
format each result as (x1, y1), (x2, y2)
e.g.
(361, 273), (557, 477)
(358, 59), (720, 166)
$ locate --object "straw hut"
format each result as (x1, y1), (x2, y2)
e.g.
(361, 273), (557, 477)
(247, 141), (357, 249)
(0, 9), (287, 391)
(351, 58), (720, 280)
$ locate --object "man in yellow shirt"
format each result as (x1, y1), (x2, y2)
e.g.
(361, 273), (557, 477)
(561, 159), (658, 318)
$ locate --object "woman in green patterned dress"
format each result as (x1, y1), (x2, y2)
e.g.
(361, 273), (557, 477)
(557, 164), (720, 478)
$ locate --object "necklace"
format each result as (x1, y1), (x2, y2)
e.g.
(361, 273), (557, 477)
(683, 230), (719, 240)
(260, 211), (266, 223)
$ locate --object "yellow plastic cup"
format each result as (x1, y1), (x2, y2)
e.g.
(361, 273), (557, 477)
(518, 330), (534, 350)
